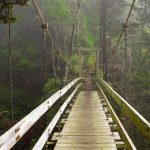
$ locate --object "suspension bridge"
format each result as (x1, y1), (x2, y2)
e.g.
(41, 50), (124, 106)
(0, 73), (150, 150)
(0, 0), (150, 149)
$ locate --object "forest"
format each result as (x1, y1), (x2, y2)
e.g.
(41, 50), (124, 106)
(0, 0), (150, 150)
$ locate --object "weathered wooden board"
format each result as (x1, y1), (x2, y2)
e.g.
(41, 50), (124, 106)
(55, 143), (117, 148)
(54, 91), (119, 150)
(53, 133), (120, 140)
(0, 78), (82, 150)
(54, 148), (117, 150)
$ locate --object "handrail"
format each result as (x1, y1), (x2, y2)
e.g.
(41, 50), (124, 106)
(96, 83), (136, 150)
(97, 77), (150, 141)
(0, 78), (82, 150)
(33, 83), (82, 150)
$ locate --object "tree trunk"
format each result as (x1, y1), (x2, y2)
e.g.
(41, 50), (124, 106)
(101, 0), (107, 80)
(69, 9), (79, 56)
(63, 0), (82, 85)
(99, 0), (103, 66)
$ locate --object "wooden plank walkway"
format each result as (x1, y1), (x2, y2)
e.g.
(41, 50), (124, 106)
(54, 91), (120, 150)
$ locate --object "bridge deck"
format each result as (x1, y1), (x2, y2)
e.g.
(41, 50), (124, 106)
(54, 91), (120, 150)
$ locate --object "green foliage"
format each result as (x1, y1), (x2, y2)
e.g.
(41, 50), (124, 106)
(83, 31), (96, 48)
(0, 85), (10, 109)
(0, 84), (38, 129)
(42, 0), (71, 24)
(79, 15), (96, 47)
(70, 54), (80, 75)
(141, 25), (150, 41)
(18, 57), (32, 68)
(143, 25), (150, 34)
(43, 78), (61, 96)
(129, 47), (150, 99)
(86, 52), (96, 69)
(14, 46), (40, 69)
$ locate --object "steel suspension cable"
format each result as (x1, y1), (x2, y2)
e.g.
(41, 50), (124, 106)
(8, 0), (14, 123)
(113, 0), (136, 52)
(42, 24), (47, 80)
(52, 41), (57, 79)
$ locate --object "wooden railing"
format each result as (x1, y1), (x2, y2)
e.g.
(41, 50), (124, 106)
(96, 83), (136, 150)
(33, 83), (82, 150)
(97, 77), (150, 142)
(0, 78), (82, 150)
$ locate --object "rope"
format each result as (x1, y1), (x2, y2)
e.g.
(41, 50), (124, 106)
(122, 24), (128, 97)
(31, 0), (67, 63)
(123, 24), (128, 64)
(52, 41), (57, 79)
(42, 24), (47, 80)
(8, 0), (14, 123)
(113, 0), (136, 52)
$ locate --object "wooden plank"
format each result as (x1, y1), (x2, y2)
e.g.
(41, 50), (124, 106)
(62, 126), (112, 130)
(66, 118), (113, 122)
(98, 78), (150, 142)
(56, 138), (118, 143)
(116, 141), (125, 148)
(63, 127), (110, 133)
(97, 83), (136, 150)
(54, 148), (117, 150)
(54, 132), (115, 136)
(61, 124), (111, 127)
(62, 125), (112, 129)
(55, 143), (117, 148)
(55, 132), (116, 136)
(0, 78), (82, 150)
(54, 91), (118, 150)
(64, 113), (110, 118)
(53, 133), (120, 140)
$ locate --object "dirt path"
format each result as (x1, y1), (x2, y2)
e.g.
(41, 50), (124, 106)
(82, 66), (96, 91)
